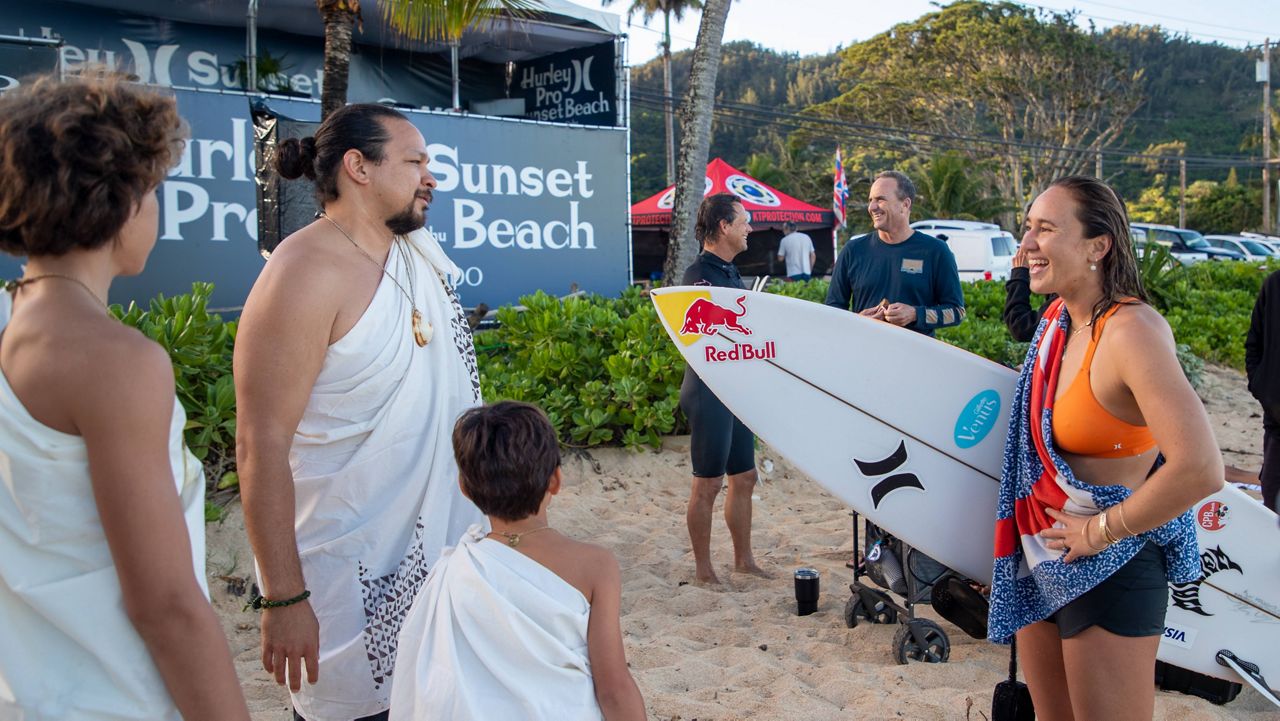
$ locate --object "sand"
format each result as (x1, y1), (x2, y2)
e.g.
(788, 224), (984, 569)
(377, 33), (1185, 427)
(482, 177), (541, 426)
(208, 364), (1276, 720)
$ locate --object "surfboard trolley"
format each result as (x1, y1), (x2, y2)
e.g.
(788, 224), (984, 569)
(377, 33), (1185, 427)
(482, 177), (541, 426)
(844, 515), (990, 664)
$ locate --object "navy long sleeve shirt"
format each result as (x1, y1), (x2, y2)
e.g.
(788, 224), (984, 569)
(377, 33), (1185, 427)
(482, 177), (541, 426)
(824, 230), (966, 336)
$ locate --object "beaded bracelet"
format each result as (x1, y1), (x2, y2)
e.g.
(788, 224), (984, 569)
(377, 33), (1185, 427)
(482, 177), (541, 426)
(244, 587), (311, 612)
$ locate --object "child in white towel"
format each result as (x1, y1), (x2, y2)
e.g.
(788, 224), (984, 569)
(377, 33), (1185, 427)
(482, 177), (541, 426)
(389, 401), (646, 721)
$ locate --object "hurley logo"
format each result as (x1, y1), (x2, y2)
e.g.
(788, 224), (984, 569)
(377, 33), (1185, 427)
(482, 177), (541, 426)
(853, 440), (925, 508)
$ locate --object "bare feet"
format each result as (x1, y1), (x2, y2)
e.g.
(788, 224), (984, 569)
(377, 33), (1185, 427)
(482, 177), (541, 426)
(732, 560), (774, 579)
(693, 570), (722, 585)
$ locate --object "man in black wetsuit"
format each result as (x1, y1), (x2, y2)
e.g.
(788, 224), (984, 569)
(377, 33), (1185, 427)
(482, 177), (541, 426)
(679, 192), (770, 584)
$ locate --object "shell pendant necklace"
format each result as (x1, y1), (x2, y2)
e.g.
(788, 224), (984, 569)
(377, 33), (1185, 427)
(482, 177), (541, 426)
(319, 212), (431, 347)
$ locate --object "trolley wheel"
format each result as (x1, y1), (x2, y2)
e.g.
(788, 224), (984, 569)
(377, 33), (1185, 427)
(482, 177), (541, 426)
(859, 588), (898, 625)
(892, 618), (951, 664)
(869, 604), (898, 625)
(843, 593), (861, 628)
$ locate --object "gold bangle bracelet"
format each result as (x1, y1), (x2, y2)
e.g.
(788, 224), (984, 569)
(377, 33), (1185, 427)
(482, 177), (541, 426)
(1082, 518), (1107, 552)
(1098, 511), (1119, 546)
(1116, 502), (1138, 537)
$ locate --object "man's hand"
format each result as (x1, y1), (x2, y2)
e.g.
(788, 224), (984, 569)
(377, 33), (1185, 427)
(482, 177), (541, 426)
(261, 601), (320, 692)
(858, 306), (886, 321)
(884, 303), (917, 327)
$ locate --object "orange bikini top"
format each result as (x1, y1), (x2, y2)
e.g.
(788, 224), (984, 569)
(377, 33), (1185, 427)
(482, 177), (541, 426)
(1051, 302), (1156, 459)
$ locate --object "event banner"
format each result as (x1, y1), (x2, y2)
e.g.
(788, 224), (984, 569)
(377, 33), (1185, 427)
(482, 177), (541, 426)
(512, 42), (617, 127)
(0, 0), (506, 110)
(269, 105), (631, 309)
(0, 88), (630, 311)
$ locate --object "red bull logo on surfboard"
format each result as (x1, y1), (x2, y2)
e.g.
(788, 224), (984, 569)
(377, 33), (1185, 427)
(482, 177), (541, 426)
(654, 290), (778, 361)
(679, 295), (753, 337)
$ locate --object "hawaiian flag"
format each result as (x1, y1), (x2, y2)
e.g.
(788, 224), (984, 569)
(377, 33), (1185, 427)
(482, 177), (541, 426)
(833, 146), (848, 229)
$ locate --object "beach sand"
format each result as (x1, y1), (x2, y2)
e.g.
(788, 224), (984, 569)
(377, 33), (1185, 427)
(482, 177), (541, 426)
(208, 364), (1276, 720)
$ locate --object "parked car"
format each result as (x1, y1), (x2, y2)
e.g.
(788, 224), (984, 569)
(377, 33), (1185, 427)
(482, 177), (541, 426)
(1205, 235), (1278, 261)
(1131, 225), (1207, 265)
(911, 219), (1002, 232)
(1241, 232), (1280, 254)
(1130, 223), (1243, 261)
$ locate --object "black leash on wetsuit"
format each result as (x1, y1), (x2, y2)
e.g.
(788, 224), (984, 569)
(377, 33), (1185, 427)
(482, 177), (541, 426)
(992, 636), (1035, 720)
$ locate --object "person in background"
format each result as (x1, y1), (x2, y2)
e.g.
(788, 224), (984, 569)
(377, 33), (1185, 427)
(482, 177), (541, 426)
(680, 192), (769, 585)
(990, 176), (1222, 721)
(1004, 244), (1057, 343)
(825, 170), (966, 336)
(776, 221), (816, 281)
(0, 72), (248, 720)
(1245, 268), (1280, 512)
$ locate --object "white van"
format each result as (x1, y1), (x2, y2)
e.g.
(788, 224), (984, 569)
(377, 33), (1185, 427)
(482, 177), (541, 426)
(911, 220), (1015, 282)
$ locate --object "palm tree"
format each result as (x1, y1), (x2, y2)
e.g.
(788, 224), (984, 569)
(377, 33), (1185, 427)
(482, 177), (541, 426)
(665, 0), (731, 282)
(907, 152), (1017, 223)
(379, 0), (543, 111)
(604, 0), (703, 186)
(317, 0), (361, 119)
(316, 0), (542, 120)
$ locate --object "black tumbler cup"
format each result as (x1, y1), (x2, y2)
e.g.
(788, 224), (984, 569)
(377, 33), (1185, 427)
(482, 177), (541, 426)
(794, 567), (820, 616)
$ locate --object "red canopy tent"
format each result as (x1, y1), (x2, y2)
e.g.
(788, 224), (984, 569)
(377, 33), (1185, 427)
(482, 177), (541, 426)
(630, 158), (838, 280)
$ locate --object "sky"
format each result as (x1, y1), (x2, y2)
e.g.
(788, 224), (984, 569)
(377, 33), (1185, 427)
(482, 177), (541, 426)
(568, 0), (1280, 67)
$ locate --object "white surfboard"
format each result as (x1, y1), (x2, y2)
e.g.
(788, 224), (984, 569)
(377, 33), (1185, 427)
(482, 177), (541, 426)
(652, 286), (1279, 693)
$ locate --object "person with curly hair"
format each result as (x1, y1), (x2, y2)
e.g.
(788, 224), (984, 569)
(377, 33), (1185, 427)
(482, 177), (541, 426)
(0, 72), (249, 720)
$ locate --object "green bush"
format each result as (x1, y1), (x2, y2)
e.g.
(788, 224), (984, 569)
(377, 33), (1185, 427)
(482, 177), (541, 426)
(476, 286), (685, 449)
(129, 262), (1271, 471)
(113, 282), (238, 492)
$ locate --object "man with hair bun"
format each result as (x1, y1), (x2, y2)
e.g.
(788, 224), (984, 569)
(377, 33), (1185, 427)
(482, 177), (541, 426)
(235, 103), (484, 721)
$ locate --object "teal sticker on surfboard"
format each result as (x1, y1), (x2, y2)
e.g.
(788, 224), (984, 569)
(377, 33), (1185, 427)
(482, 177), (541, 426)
(954, 390), (1001, 449)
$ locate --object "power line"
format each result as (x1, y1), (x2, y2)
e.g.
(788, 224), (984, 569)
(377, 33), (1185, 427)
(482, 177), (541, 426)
(1011, 0), (1268, 45)
(1061, 0), (1280, 39)
(630, 88), (1264, 168)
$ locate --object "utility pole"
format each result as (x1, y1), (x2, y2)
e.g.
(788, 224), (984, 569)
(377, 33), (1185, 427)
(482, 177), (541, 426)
(662, 8), (676, 187)
(1095, 151), (1103, 179)
(1262, 39), (1273, 233)
(1179, 158), (1187, 229)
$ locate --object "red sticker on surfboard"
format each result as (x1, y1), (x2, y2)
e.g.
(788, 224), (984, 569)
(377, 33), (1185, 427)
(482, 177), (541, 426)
(1196, 501), (1228, 532)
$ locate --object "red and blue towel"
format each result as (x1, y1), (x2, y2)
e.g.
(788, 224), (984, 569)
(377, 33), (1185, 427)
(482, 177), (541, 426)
(987, 299), (1199, 644)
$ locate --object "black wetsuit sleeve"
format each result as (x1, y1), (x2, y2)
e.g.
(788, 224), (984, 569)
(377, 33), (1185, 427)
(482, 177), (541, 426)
(1003, 266), (1038, 342)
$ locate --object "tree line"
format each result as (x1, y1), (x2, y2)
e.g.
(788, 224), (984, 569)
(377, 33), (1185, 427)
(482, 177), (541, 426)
(628, 1), (1277, 235)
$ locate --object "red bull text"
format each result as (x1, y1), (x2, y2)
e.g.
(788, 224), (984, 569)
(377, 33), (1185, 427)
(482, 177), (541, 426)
(705, 341), (777, 363)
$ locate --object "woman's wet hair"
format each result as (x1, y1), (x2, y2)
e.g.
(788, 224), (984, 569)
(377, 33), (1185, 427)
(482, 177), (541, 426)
(695, 192), (743, 244)
(0, 71), (185, 257)
(1048, 175), (1148, 324)
(275, 103), (410, 205)
(452, 401), (562, 522)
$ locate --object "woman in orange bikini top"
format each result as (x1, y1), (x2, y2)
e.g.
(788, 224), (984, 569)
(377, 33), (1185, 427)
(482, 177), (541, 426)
(997, 176), (1223, 721)
(1051, 301), (1156, 460)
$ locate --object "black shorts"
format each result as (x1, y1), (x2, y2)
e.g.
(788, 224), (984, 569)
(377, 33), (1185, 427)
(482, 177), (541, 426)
(680, 370), (755, 478)
(1261, 419), (1280, 512)
(1049, 541), (1168, 639)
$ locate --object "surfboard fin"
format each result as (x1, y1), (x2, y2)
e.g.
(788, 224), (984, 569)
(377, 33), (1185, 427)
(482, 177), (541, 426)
(1216, 649), (1280, 707)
